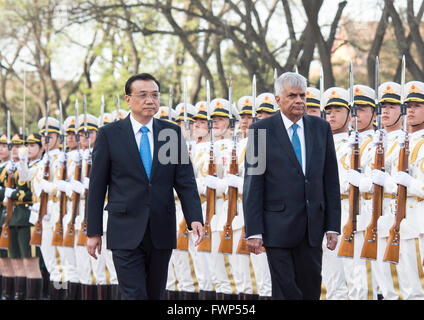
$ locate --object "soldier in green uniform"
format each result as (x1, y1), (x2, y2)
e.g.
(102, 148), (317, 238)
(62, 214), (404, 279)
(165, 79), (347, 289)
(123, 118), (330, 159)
(0, 133), (15, 299)
(6, 133), (43, 299)
(14, 133), (44, 299)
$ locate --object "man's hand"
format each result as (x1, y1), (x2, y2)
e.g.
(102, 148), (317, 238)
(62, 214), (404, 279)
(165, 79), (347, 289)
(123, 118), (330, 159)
(247, 238), (263, 255)
(191, 221), (204, 246)
(326, 233), (338, 251)
(87, 235), (102, 259)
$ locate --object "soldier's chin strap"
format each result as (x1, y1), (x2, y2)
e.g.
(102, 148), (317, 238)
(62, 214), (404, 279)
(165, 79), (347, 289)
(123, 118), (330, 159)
(410, 119), (424, 127)
(360, 109), (376, 132)
(335, 110), (351, 133)
(385, 113), (402, 128)
(214, 124), (231, 139)
(383, 105), (402, 128)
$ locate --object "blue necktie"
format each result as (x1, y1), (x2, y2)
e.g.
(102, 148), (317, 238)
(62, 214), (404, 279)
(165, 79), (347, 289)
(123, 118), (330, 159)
(139, 126), (152, 179)
(291, 123), (302, 167)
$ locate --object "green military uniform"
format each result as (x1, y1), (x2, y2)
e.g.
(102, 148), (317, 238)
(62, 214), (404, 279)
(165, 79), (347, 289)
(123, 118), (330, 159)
(0, 133), (9, 258)
(8, 134), (39, 259)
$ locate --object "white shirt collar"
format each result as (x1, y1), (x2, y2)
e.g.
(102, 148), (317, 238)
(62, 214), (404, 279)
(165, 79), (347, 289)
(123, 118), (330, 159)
(130, 112), (154, 135)
(280, 111), (304, 130)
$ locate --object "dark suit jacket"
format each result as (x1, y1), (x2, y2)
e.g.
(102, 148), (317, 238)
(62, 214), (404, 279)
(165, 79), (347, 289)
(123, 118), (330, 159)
(86, 115), (203, 250)
(242, 112), (341, 248)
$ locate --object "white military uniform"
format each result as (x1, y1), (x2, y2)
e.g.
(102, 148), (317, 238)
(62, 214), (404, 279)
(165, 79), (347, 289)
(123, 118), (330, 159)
(33, 117), (66, 287)
(320, 87), (350, 300)
(98, 113), (119, 289)
(201, 99), (236, 296)
(358, 82), (404, 299)
(167, 103), (199, 297)
(235, 95), (268, 298)
(382, 81), (424, 299)
(341, 85), (378, 300)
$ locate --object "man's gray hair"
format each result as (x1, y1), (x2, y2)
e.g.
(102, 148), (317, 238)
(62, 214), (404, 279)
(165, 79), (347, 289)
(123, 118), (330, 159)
(274, 72), (307, 96)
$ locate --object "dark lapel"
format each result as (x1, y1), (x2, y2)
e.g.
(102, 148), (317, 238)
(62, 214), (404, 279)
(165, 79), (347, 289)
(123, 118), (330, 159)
(271, 112), (303, 173)
(303, 115), (315, 175)
(118, 115), (149, 182)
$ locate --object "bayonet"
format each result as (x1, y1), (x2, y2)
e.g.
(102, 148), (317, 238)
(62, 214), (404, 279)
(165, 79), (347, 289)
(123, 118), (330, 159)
(22, 71), (26, 140)
(375, 56), (382, 130)
(59, 100), (67, 152)
(400, 55), (407, 132)
(75, 99), (80, 154)
(320, 66), (325, 119)
(83, 95), (91, 151)
(252, 74), (257, 122)
(168, 86), (173, 122)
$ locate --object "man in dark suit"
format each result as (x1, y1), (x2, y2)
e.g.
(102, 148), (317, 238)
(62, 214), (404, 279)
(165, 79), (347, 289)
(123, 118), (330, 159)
(243, 72), (341, 300)
(86, 73), (204, 300)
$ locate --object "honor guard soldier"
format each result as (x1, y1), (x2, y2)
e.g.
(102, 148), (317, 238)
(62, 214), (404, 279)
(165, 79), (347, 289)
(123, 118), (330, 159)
(19, 133), (49, 299)
(321, 87), (350, 300)
(34, 116), (67, 299)
(171, 102), (199, 299)
(54, 115), (81, 300)
(234, 95), (266, 300)
(203, 98), (237, 299)
(21, 133), (44, 299)
(255, 93), (276, 120)
(360, 82), (404, 299)
(5, 133), (42, 300)
(154, 107), (181, 300)
(190, 101), (217, 300)
(383, 81), (424, 299)
(305, 87), (322, 117)
(96, 112), (120, 300)
(0, 133), (14, 299)
(342, 85), (377, 300)
(75, 113), (103, 299)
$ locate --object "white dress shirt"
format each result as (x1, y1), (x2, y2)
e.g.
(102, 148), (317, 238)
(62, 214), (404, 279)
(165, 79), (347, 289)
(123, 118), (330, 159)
(130, 112), (154, 157)
(280, 111), (306, 175)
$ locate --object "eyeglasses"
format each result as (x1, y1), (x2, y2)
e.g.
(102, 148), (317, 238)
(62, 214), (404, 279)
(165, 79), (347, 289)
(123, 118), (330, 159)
(128, 92), (160, 101)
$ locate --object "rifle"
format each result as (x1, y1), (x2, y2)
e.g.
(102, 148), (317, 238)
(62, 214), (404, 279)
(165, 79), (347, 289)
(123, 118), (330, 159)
(63, 99), (82, 247)
(77, 97), (91, 246)
(52, 100), (67, 246)
(219, 79), (239, 254)
(361, 56), (383, 260)
(76, 157), (90, 246)
(197, 79), (215, 253)
(0, 110), (14, 249)
(384, 55), (408, 264)
(30, 102), (51, 246)
(338, 61), (360, 258)
(176, 81), (191, 251)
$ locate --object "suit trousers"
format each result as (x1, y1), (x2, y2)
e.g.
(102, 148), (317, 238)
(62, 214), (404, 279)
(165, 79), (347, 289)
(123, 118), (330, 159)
(112, 226), (172, 300)
(265, 233), (322, 300)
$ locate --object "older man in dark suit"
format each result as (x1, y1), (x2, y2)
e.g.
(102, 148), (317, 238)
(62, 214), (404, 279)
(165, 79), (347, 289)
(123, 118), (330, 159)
(86, 73), (203, 300)
(243, 72), (341, 300)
